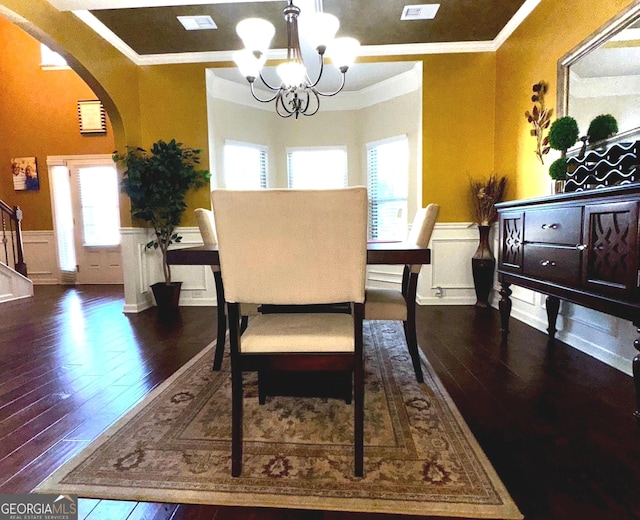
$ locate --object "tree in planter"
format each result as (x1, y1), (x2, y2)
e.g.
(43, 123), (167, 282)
(549, 157), (568, 181)
(547, 116), (579, 190)
(114, 139), (210, 288)
(587, 114), (618, 144)
(548, 116), (580, 155)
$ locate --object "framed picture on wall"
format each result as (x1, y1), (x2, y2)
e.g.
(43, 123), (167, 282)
(78, 99), (106, 134)
(11, 156), (39, 191)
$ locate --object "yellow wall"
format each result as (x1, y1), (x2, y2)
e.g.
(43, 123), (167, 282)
(1, 0), (636, 227)
(0, 16), (115, 230)
(0, 0), (141, 226)
(495, 0), (637, 200)
(421, 52), (497, 222)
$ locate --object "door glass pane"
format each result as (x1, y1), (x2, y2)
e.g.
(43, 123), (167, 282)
(77, 166), (120, 246)
(50, 165), (76, 272)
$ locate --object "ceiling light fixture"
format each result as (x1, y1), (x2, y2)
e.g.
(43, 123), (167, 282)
(233, 0), (360, 119)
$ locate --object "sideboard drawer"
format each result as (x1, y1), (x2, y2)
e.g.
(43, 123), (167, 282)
(525, 207), (583, 244)
(523, 244), (581, 285)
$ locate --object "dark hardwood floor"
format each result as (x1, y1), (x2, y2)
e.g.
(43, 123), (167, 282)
(1, 285), (639, 519)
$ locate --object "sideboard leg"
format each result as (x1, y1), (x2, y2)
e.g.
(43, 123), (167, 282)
(546, 296), (560, 340)
(499, 282), (512, 343)
(633, 324), (640, 425)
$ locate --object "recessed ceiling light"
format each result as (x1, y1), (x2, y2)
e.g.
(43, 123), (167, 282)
(401, 4), (440, 20)
(177, 15), (217, 31)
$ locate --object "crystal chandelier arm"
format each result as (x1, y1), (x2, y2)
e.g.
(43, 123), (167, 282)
(248, 81), (281, 104)
(302, 89), (320, 117)
(307, 52), (325, 89)
(257, 70), (281, 91)
(312, 71), (347, 97)
(275, 92), (297, 118)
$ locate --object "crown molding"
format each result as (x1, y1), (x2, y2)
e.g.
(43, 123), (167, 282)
(207, 63), (421, 112)
(49, 0), (276, 9)
(72, 0), (542, 66)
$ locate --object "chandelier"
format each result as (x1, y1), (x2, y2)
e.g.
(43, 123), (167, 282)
(233, 0), (360, 119)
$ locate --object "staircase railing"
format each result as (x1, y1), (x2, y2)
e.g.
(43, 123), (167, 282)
(0, 199), (27, 276)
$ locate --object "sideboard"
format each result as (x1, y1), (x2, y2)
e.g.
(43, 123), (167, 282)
(495, 184), (640, 422)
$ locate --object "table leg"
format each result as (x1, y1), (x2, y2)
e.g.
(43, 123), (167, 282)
(546, 296), (560, 340)
(499, 282), (512, 343)
(212, 271), (227, 371)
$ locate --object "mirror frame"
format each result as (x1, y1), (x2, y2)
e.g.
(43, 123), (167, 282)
(557, 2), (640, 144)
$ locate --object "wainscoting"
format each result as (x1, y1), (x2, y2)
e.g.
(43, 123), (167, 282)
(120, 223), (485, 313)
(20, 230), (58, 285)
(28, 224), (631, 378)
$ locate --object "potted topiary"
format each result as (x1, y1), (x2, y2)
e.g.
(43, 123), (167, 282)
(114, 139), (210, 312)
(549, 157), (568, 194)
(547, 116), (580, 193)
(548, 116), (580, 155)
(587, 114), (618, 144)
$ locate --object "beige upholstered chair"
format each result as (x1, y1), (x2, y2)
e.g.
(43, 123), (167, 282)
(212, 187), (368, 478)
(194, 208), (257, 370)
(365, 203), (439, 383)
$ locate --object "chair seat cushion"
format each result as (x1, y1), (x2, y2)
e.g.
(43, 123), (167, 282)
(240, 313), (355, 353)
(364, 288), (407, 321)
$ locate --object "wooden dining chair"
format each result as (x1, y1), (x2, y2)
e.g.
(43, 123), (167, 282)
(211, 187), (368, 478)
(364, 203), (439, 383)
(194, 208), (257, 371)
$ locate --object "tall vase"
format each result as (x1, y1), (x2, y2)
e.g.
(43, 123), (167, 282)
(472, 225), (496, 308)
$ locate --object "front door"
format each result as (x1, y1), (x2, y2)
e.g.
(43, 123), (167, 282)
(69, 160), (124, 284)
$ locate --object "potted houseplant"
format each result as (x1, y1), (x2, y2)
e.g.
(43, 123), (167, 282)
(547, 116), (580, 193)
(548, 116), (580, 154)
(587, 114), (618, 144)
(114, 139), (210, 312)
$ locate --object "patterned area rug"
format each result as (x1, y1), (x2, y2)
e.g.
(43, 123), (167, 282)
(35, 321), (522, 519)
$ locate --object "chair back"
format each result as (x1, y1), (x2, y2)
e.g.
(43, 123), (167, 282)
(194, 208), (217, 246)
(212, 188), (368, 306)
(407, 203), (439, 272)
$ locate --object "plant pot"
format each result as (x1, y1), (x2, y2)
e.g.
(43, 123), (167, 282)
(471, 225), (495, 308)
(151, 281), (182, 314)
(552, 180), (565, 194)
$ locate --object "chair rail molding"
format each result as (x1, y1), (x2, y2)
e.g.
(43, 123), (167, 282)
(121, 222), (633, 375)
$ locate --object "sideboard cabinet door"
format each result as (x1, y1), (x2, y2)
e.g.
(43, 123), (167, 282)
(582, 200), (639, 298)
(499, 210), (524, 273)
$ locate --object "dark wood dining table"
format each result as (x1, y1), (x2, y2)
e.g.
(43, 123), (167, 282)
(166, 241), (431, 267)
(166, 241), (431, 374)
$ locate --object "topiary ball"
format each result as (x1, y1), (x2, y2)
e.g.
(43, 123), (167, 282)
(549, 157), (568, 180)
(548, 116), (580, 151)
(587, 114), (618, 144)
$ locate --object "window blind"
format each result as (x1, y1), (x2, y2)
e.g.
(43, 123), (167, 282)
(224, 141), (268, 189)
(287, 147), (348, 189)
(367, 136), (409, 241)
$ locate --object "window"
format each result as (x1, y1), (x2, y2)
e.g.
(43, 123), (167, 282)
(224, 141), (267, 189)
(77, 166), (120, 246)
(367, 136), (409, 240)
(40, 43), (69, 69)
(287, 147), (348, 189)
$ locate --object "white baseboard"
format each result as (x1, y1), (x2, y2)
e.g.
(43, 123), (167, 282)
(121, 223), (636, 376)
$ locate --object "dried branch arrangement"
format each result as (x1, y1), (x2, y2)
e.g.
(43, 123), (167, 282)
(469, 174), (508, 226)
